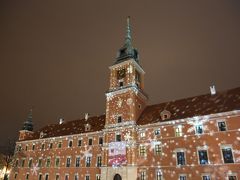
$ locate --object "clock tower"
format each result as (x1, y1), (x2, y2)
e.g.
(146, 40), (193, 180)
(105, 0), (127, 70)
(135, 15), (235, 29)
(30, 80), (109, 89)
(101, 17), (148, 180)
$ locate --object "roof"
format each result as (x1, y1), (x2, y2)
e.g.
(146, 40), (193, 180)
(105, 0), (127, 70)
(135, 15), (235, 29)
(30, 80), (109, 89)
(137, 87), (240, 125)
(22, 86), (240, 141)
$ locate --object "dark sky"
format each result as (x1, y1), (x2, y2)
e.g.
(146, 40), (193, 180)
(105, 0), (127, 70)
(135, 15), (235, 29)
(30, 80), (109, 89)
(0, 0), (240, 147)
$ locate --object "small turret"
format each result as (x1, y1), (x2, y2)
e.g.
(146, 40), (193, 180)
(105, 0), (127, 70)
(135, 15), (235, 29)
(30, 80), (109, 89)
(19, 109), (34, 141)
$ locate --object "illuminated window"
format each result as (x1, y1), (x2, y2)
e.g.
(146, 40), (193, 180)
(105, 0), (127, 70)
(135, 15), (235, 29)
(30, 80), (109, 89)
(66, 157), (71, 167)
(140, 171), (147, 180)
(202, 175), (211, 180)
(221, 146), (234, 163)
(139, 145), (146, 157)
(198, 150), (209, 164)
(179, 174), (187, 180)
(140, 131), (146, 138)
(176, 151), (185, 165)
(86, 156), (91, 167)
(175, 125), (183, 137)
(96, 174), (101, 180)
(75, 156), (80, 167)
(155, 144), (162, 156)
(218, 121), (227, 131)
(156, 171), (163, 180)
(195, 124), (203, 134)
(154, 129), (161, 136)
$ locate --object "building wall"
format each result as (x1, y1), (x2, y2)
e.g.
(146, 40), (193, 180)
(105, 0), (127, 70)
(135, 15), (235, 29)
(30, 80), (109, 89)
(10, 112), (240, 180)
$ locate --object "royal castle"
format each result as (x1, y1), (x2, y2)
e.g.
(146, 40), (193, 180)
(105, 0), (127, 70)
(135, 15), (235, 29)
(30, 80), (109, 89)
(10, 17), (240, 180)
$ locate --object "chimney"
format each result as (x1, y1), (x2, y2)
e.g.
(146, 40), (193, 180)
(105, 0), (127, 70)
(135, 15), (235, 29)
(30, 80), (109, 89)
(59, 118), (64, 125)
(85, 113), (89, 121)
(210, 85), (216, 95)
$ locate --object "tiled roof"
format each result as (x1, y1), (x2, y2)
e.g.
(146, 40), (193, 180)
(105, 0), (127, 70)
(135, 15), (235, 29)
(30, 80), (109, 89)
(22, 87), (240, 141)
(137, 87), (240, 125)
(23, 115), (105, 141)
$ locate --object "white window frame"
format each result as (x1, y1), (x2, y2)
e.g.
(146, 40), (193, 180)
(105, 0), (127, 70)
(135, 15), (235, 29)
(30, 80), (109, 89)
(85, 174), (90, 180)
(74, 173), (79, 180)
(175, 125), (183, 137)
(140, 131), (146, 138)
(179, 174), (187, 180)
(68, 139), (73, 148)
(65, 174), (69, 180)
(220, 144), (235, 164)
(154, 128), (161, 136)
(195, 124), (204, 135)
(156, 170), (163, 180)
(201, 173), (211, 180)
(45, 157), (51, 167)
(217, 119), (227, 132)
(227, 173), (238, 180)
(140, 170), (147, 180)
(96, 174), (101, 180)
(55, 156), (60, 167)
(66, 156), (71, 167)
(44, 173), (49, 180)
(115, 133), (121, 142)
(197, 146), (209, 165)
(175, 148), (186, 166)
(75, 155), (81, 167)
(139, 145), (147, 157)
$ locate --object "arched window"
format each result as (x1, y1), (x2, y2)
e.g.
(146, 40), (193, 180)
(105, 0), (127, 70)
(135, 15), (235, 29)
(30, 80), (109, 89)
(113, 174), (122, 180)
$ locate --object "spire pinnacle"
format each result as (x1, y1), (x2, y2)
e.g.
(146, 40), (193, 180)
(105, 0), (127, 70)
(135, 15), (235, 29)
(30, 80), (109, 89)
(22, 108), (34, 131)
(125, 16), (131, 42)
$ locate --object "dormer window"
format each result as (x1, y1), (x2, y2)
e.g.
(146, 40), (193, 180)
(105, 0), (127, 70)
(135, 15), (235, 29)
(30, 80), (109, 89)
(160, 110), (171, 120)
(39, 131), (45, 139)
(85, 124), (91, 131)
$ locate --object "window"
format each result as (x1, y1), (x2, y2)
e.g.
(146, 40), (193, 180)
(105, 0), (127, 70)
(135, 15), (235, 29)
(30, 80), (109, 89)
(76, 156), (81, 167)
(58, 141), (62, 148)
(155, 144), (162, 156)
(154, 129), (161, 136)
(218, 121), (227, 131)
(38, 174), (42, 180)
(45, 174), (49, 180)
(96, 175), (101, 180)
(116, 134), (121, 142)
(99, 137), (103, 145)
(15, 159), (19, 167)
(66, 157), (71, 167)
(195, 124), (203, 134)
(198, 150), (209, 164)
(55, 174), (60, 180)
(140, 131), (146, 138)
(156, 171), (163, 180)
(21, 158), (25, 167)
(28, 158), (32, 167)
(14, 173), (18, 179)
(68, 140), (73, 148)
(202, 175), (211, 180)
(140, 171), (146, 180)
(41, 143), (45, 150)
(49, 143), (53, 149)
(78, 139), (82, 146)
(97, 156), (102, 167)
(119, 81), (124, 87)
(228, 175), (237, 180)
(86, 156), (91, 167)
(74, 174), (79, 180)
(26, 173), (29, 180)
(46, 157), (51, 167)
(117, 116), (122, 123)
(85, 175), (90, 180)
(175, 125), (183, 137)
(38, 158), (42, 167)
(65, 174), (69, 180)
(25, 145), (28, 151)
(176, 151), (185, 165)
(139, 145), (146, 157)
(32, 144), (35, 150)
(88, 138), (93, 145)
(55, 157), (60, 167)
(221, 146), (234, 163)
(179, 175), (187, 180)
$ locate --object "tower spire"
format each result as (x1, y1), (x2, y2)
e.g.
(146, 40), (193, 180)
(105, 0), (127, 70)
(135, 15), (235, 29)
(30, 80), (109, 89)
(125, 16), (132, 45)
(116, 16), (139, 63)
(22, 108), (33, 131)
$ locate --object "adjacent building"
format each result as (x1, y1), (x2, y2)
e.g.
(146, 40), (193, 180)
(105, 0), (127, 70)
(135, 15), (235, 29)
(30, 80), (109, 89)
(10, 17), (240, 180)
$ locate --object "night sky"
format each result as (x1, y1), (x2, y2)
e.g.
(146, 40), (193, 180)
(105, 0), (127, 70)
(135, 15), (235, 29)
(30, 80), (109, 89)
(0, 0), (240, 147)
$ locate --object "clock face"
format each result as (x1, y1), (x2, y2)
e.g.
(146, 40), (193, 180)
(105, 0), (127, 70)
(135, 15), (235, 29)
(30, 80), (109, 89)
(117, 69), (126, 79)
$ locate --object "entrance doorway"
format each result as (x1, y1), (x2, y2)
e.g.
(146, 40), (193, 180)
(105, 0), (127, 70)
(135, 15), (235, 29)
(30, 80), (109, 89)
(113, 174), (122, 180)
